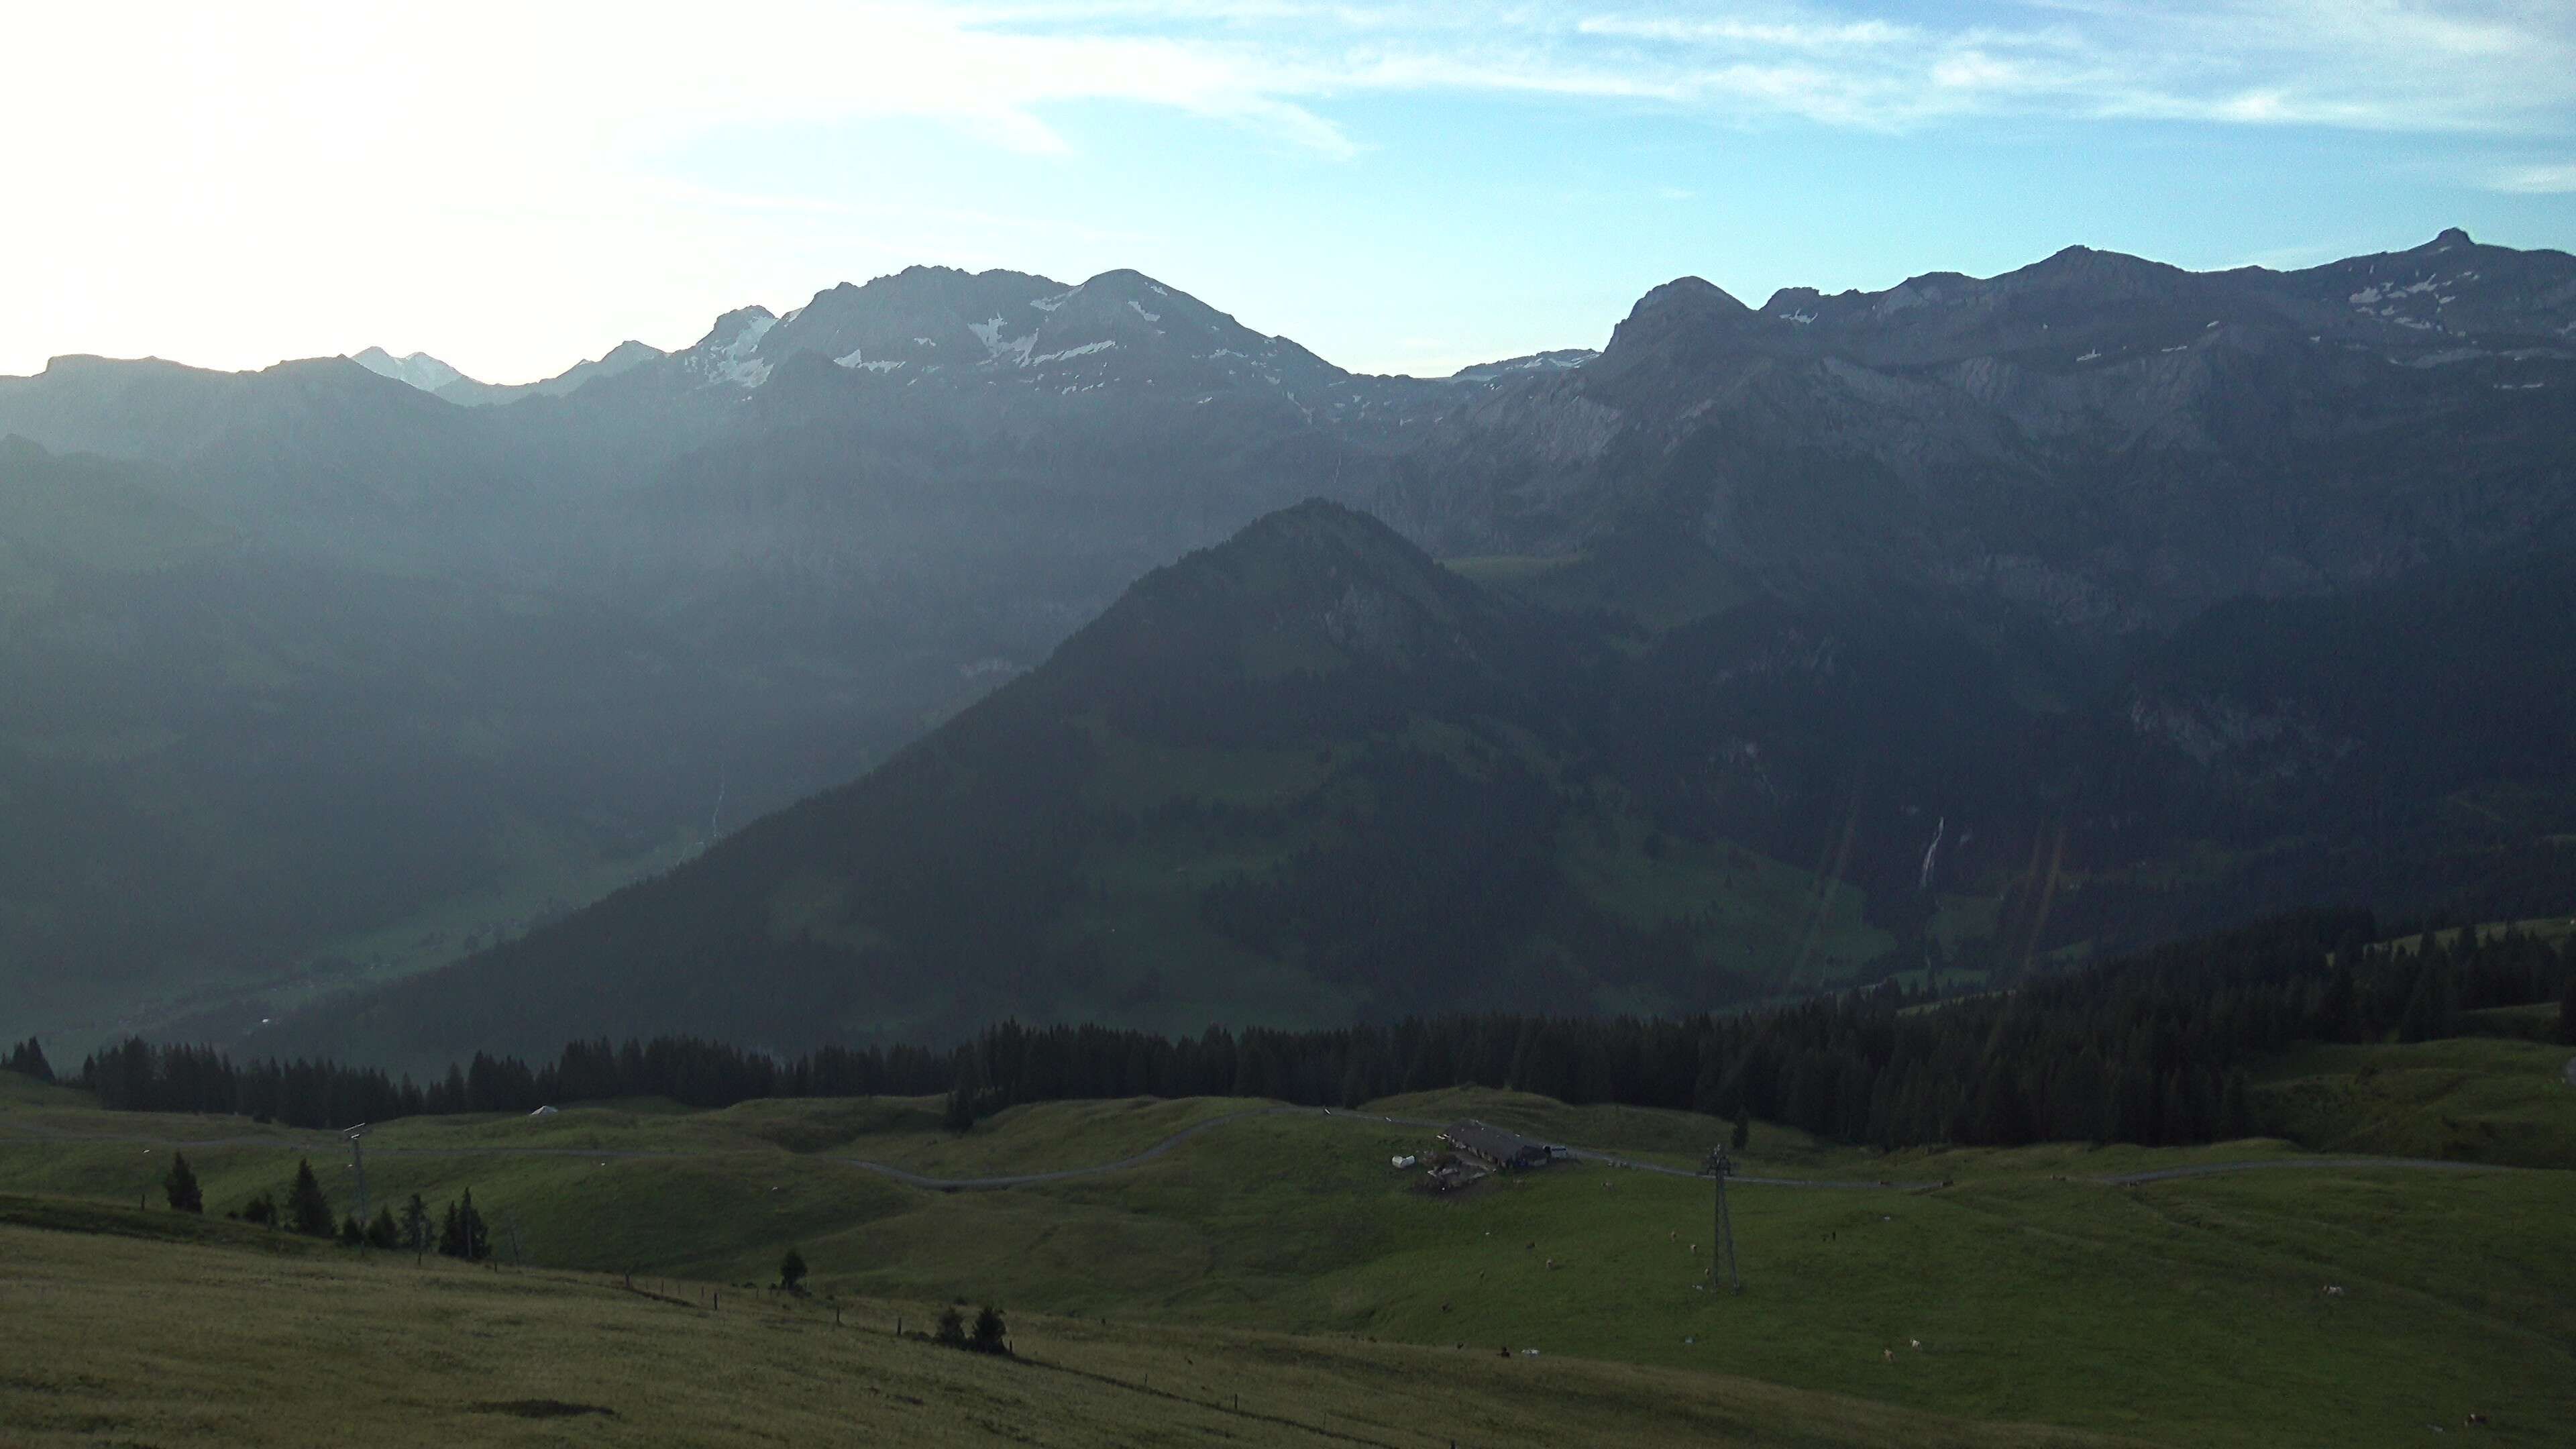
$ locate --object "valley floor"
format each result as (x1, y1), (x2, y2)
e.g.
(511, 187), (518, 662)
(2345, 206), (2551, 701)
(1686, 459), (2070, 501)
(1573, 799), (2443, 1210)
(3, 1069), (2573, 1447)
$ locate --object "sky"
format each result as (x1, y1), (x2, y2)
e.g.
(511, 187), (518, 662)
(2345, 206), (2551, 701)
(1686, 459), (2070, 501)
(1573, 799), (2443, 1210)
(5, 1), (2573, 381)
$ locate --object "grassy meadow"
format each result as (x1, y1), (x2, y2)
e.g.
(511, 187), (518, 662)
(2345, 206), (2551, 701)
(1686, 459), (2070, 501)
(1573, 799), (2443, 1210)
(2256, 1035), (2576, 1167)
(0, 1202), (2148, 1449)
(5, 1071), (2573, 1446)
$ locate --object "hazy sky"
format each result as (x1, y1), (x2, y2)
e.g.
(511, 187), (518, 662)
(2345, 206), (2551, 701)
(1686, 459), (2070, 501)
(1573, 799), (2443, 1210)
(8, 1), (2573, 380)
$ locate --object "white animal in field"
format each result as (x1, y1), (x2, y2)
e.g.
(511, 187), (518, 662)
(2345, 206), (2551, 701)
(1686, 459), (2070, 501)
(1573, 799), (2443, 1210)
(2323, 1285), (2346, 1297)
(1910, 1339), (1922, 1350)
(1882, 1350), (1894, 1363)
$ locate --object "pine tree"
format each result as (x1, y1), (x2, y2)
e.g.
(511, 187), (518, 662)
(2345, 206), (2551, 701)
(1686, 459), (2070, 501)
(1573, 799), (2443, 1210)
(1729, 1111), (1750, 1152)
(400, 1193), (432, 1257)
(971, 1305), (1008, 1354)
(284, 1159), (335, 1238)
(455, 1190), (492, 1261)
(438, 1200), (464, 1257)
(778, 1247), (808, 1293)
(366, 1206), (400, 1250)
(3, 1037), (52, 1083)
(934, 1305), (967, 1346)
(239, 1190), (277, 1227)
(339, 1214), (365, 1246)
(162, 1152), (203, 1214)
(943, 1054), (981, 1133)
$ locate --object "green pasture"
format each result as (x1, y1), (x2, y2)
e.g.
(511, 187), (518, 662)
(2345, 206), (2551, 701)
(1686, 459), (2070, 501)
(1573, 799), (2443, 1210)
(3, 1079), (2570, 1446)
(0, 1203), (2133, 1449)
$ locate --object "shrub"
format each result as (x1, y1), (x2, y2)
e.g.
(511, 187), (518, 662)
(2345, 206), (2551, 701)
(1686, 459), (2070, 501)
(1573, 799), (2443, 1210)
(971, 1305), (1008, 1354)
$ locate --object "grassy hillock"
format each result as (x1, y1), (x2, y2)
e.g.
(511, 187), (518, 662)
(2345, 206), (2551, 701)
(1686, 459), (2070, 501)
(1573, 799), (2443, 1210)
(5, 1083), (2573, 1445)
(2257, 1036), (2576, 1167)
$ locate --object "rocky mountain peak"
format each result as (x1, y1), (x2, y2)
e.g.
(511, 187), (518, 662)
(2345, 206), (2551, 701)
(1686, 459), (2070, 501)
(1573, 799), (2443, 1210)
(350, 347), (470, 394)
(1595, 276), (1770, 373)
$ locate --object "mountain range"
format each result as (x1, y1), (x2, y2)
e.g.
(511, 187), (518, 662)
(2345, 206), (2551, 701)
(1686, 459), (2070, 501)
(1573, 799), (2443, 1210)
(3, 229), (2570, 1060)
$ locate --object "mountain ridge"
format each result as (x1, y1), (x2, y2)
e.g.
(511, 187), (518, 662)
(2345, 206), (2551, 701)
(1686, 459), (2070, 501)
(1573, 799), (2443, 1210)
(3, 227), (2572, 1056)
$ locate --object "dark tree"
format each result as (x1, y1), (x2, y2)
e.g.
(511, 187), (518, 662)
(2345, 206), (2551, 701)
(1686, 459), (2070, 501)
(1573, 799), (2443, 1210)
(400, 1193), (431, 1256)
(2561, 977), (2576, 1046)
(366, 1206), (400, 1250)
(162, 1152), (203, 1214)
(239, 1190), (277, 1227)
(934, 1305), (967, 1346)
(339, 1214), (365, 1246)
(3, 1037), (52, 1083)
(284, 1159), (335, 1238)
(436, 1190), (491, 1261)
(943, 1055), (983, 1134)
(971, 1305), (1008, 1354)
(778, 1247), (808, 1293)
(1729, 1112), (1750, 1152)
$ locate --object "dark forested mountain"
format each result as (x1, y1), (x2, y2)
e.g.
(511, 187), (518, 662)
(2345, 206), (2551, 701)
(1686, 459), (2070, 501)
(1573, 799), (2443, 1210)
(282, 494), (2576, 1067)
(3, 231), (2571, 1059)
(284, 502), (1906, 1062)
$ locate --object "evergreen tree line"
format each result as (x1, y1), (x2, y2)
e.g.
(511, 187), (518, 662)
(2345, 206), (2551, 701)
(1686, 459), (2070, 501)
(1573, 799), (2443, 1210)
(166, 1149), (493, 1261)
(59, 910), (2576, 1151)
(4, 1037), (52, 1082)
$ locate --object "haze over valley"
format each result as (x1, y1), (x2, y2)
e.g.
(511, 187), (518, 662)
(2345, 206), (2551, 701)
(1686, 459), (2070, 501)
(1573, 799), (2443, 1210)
(7, 8), (2576, 1445)
(3, 230), (2572, 1059)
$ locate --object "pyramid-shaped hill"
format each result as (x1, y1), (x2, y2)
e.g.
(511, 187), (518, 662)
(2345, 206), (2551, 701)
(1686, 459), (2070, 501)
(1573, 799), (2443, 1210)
(286, 501), (1884, 1063)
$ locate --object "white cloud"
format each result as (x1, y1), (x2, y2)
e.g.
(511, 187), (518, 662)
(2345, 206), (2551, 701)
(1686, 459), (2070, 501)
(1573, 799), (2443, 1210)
(2491, 162), (2576, 193)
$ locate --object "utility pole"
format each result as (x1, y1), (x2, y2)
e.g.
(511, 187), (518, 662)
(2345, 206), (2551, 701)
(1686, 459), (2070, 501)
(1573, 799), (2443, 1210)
(1705, 1146), (1741, 1293)
(343, 1124), (372, 1226)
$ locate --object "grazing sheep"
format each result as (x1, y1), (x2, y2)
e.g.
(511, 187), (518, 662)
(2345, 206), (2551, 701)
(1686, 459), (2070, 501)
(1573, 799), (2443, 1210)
(2322, 1285), (2345, 1297)
(1883, 1350), (1894, 1364)
(2465, 1412), (2489, 1427)
(1910, 1339), (1922, 1350)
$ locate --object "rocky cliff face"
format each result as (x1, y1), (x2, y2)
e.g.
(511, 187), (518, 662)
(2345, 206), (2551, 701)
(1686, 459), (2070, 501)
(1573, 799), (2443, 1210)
(1387, 230), (2575, 632)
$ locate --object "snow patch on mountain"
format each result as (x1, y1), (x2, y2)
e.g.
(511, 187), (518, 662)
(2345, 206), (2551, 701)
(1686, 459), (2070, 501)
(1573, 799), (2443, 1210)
(351, 347), (468, 393)
(1028, 339), (1118, 367)
(694, 312), (777, 389)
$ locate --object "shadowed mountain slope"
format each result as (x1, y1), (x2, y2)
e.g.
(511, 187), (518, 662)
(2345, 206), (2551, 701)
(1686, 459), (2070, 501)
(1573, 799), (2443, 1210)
(284, 503), (1892, 1062)
(4, 233), (2573, 1057)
